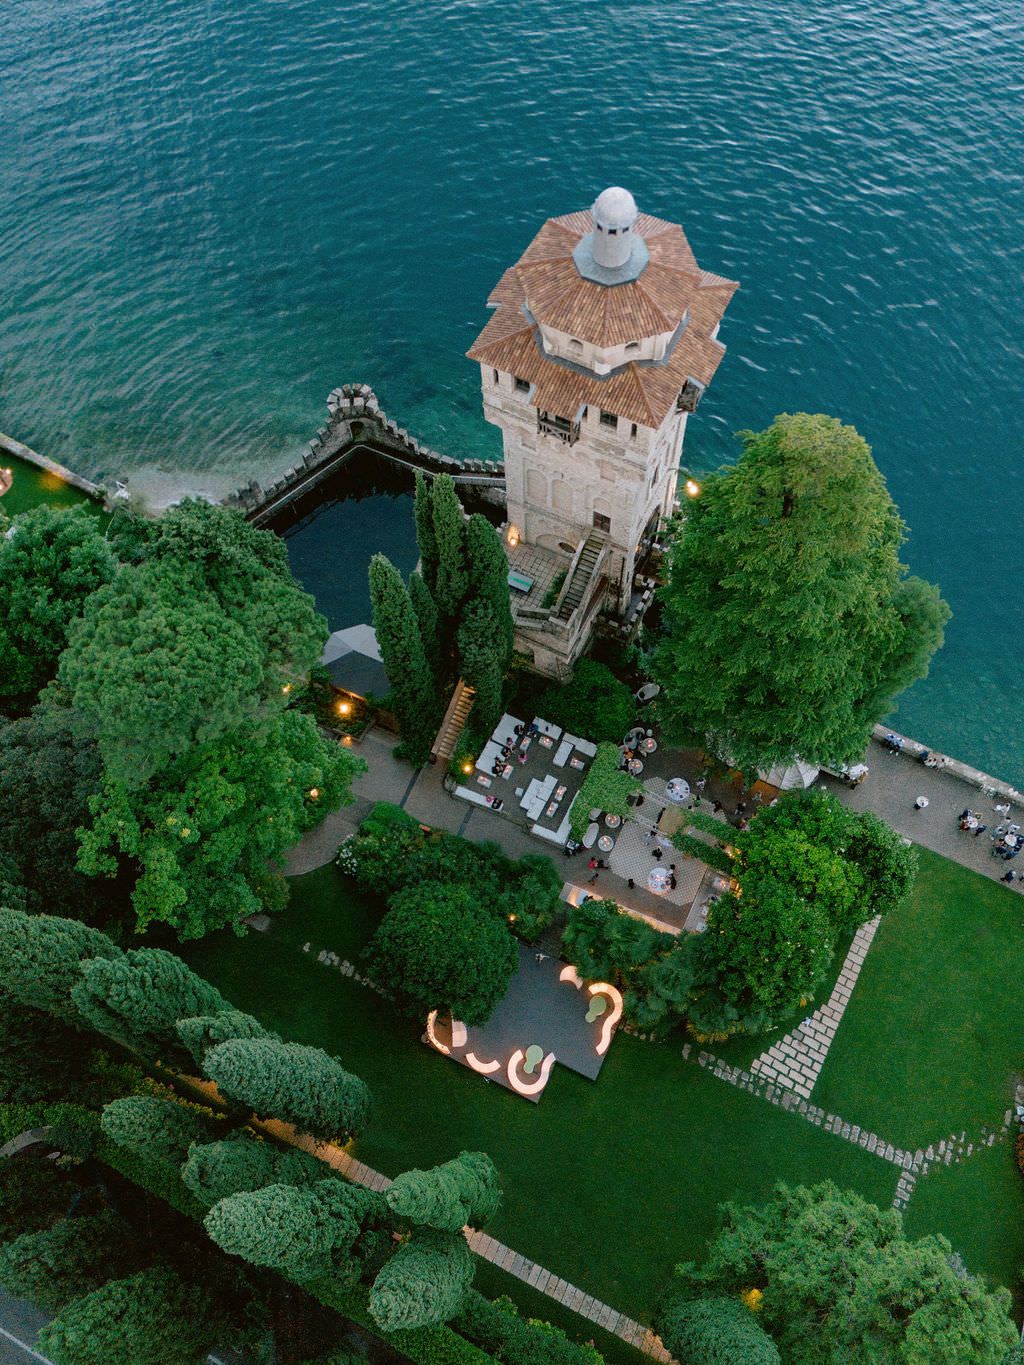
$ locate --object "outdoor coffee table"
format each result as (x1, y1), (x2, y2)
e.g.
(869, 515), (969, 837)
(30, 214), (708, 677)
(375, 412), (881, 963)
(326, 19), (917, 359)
(598, 835), (614, 854)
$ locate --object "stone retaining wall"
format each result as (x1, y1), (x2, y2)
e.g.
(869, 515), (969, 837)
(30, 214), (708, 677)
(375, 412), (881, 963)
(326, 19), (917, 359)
(871, 723), (1024, 807)
(221, 384), (506, 522)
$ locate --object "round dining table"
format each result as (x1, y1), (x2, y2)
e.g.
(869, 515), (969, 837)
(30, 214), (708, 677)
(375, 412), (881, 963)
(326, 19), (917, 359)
(665, 777), (691, 804)
(628, 759), (644, 776)
(604, 813), (621, 828)
(648, 866), (672, 894)
(640, 737), (658, 754)
(597, 834), (615, 854)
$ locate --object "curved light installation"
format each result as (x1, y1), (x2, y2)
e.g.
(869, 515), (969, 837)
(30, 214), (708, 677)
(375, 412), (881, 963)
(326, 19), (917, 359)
(465, 1052), (502, 1075)
(424, 1009), (450, 1055)
(507, 1048), (556, 1097)
(587, 983), (624, 1055)
(559, 964), (583, 989)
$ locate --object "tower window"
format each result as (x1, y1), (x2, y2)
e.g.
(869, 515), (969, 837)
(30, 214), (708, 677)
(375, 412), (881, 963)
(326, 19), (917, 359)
(630, 422), (638, 439)
(492, 369), (499, 383)
(568, 338), (583, 355)
(608, 228), (618, 236)
(514, 376), (530, 393)
(593, 511), (612, 533)
(599, 410), (618, 430)
(625, 341), (640, 354)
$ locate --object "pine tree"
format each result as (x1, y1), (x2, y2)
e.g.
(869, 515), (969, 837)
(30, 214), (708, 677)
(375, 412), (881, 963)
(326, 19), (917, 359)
(369, 1227), (475, 1331)
(430, 475), (469, 621)
(0, 1212), (142, 1314)
(203, 1037), (372, 1144)
(414, 473), (439, 596)
(176, 1009), (275, 1068)
(71, 948), (229, 1060)
(181, 1134), (326, 1209)
(369, 554), (440, 766)
(0, 909), (121, 1027)
(409, 570), (443, 684)
(100, 1096), (214, 1167)
(386, 1151), (501, 1232)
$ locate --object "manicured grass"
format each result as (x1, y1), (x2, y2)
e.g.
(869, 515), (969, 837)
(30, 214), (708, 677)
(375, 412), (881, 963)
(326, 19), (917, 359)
(182, 865), (897, 1329)
(904, 1140), (1024, 1316)
(0, 452), (104, 518)
(815, 847), (1024, 1151)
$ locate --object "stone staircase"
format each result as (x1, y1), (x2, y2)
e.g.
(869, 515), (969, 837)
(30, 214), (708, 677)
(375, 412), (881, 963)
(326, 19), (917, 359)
(431, 678), (476, 763)
(556, 534), (605, 620)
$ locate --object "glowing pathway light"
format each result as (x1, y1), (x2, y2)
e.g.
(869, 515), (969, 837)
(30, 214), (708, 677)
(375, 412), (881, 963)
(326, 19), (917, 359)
(588, 983), (623, 1056)
(465, 1052), (501, 1075)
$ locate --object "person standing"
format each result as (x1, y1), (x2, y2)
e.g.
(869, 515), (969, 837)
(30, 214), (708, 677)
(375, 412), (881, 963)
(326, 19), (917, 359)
(913, 796), (929, 811)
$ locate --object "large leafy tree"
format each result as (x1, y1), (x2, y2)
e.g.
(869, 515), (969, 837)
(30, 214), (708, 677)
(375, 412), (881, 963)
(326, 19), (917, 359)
(369, 554), (441, 767)
(0, 1211), (142, 1314)
(369, 1228), (475, 1332)
(652, 413), (949, 772)
(655, 1296), (780, 1365)
(71, 947), (228, 1058)
(205, 1180), (386, 1284)
(37, 1266), (222, 1365)
(535, 659), (636, 745)
(667, 1181), (1017, 1365)
(77, 708), (363, 937)
(364, 882), (518, 1026)
(0, 704), (120, 925)
(203, 1037), (372, 1144)
(386, 1152), (501, 1232)
(0, 908), (121, 1026)
(0, 505), (116, 707)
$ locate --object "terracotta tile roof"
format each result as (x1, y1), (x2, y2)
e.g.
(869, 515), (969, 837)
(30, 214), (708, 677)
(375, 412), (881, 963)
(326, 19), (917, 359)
(467, 207), (738, 430)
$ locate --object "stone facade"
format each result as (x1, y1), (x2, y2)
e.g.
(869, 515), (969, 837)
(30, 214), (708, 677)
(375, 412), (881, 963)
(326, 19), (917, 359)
(468, 187), (737, 677)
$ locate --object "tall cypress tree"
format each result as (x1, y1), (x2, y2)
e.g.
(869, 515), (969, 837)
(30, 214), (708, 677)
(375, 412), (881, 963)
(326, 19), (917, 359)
(430, 475), (469, 622)
(369, 554), (441, 766)
(409, 571), (443, 685)
(464, 514), (514, 667)
(413, 472), (439, 597)
(457, 604), (504, 738)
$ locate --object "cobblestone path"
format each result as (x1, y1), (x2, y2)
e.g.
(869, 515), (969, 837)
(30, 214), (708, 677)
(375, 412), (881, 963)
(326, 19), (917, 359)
(749, 917), (881, 1097)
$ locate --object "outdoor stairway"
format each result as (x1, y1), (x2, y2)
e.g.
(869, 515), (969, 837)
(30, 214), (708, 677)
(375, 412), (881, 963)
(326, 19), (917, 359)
(431, 678), (476, 763)
(555, 534), (604, 620)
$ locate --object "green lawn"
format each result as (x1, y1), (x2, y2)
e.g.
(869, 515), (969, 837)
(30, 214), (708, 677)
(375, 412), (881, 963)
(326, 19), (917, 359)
(904, 1139), (1024, 1314)
(182, 865), (897, 1333)
(815, 847), (1024, 1151)
(0, 452), (104, 519)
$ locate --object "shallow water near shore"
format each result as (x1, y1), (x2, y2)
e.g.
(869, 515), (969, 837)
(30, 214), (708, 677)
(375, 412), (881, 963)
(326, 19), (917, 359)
(0, 0), (1021, 781)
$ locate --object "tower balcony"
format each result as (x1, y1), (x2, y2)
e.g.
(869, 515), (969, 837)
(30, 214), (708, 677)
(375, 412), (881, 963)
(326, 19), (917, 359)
(537, 411), (580, 446)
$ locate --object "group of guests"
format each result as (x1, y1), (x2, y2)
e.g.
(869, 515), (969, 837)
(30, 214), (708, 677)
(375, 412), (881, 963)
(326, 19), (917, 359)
(491, 721), (541, 777)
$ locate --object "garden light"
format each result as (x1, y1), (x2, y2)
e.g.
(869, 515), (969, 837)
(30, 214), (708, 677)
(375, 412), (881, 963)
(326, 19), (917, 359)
(337, 700), (351, 716)
(684, 478), (701, 498)
(308, 787), (319, 800)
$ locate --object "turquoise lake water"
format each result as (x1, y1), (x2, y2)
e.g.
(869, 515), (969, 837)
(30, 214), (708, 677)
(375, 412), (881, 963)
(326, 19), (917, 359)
(1, 1), (1021, 781)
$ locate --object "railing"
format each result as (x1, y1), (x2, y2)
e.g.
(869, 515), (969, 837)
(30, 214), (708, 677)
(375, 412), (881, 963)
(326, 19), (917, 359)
(537, 414), (580, 446)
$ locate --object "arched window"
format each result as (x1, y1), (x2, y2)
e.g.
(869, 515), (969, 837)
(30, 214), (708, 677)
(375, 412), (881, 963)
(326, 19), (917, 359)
(625, 341), (640, 355)
(568, 338), (583, 356)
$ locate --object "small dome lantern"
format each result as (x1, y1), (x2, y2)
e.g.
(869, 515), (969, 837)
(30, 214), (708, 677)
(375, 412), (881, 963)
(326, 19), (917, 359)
(591, 186), (638, 269)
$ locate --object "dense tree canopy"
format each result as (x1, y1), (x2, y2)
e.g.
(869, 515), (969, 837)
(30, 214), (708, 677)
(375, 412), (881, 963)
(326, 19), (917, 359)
(71, 947), (228, 1058)
(364, 882), (518, 1026)
(386, 1152), (501, 1232)
(0, 505), (116, 706)
(535, 659), (636, 745)
(652, 413), (949, 772)
(37, 1266), (221, 1365)
(205, 1180), (385, 1284)
(76, 708), (363, 937)
(181, 1134), (326, 1209)
(101, 1096), (215, 1167)
(203, 1037), (372, 1144)
(369, 1228), (475, 1332)
(655, 1296), (780, 1365)
(369, 553), (441, 767)
(683, 790), (916, 1035)
(667, 1182), (1017, 1365)
(0, 908), (121, 1026)
(0, 1211), (142, 1315)
(0, 704), (119, 925)
(176, 1009), (275, 1068)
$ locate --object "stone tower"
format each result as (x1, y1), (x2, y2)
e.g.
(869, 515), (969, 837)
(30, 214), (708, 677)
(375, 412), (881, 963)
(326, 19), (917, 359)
(468, 186), (738, 678)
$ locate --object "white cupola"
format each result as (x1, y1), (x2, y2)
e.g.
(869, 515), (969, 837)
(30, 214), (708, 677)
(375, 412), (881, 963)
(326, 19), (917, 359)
(591, 186), (638, 268)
